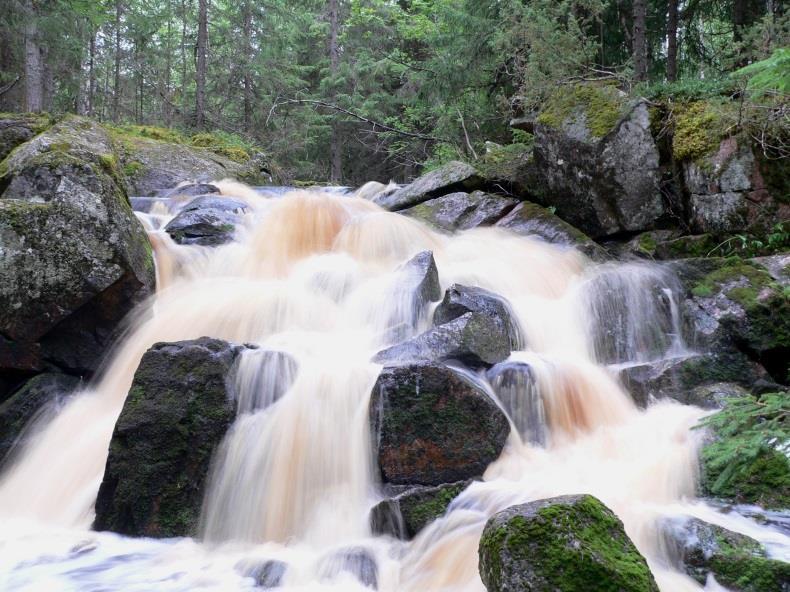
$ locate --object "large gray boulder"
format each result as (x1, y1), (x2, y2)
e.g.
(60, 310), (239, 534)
(0, 116), (155, 377)
(165, 195), (249, 246)
(373, 161), (483, 211)
(400, 191), (518, 232)
(478, 495), (659, 592)
(369, 363), (509, 486)
(662, 516), (790, 592)
(533, 87), (666, 238)
(94, 337), (251, 537)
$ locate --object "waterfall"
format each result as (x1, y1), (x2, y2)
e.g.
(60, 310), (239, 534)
(0, 185), (786, 591)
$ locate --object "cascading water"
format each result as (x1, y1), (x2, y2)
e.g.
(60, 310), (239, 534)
(0, 182), (787, 591)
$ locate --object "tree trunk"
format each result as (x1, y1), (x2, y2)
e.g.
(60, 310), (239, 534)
(666, 0), (679, 81)
(181, 0), (189, 121)
(164, 0), (173, 125)
(242, 0), (253, 132)
(195, 0), (208, 129)
(88, 30), (97, 116)
(733, 0), (746, 43)
(23, 0), (44, 113)
(328, 0), (342, 183)
(632, 0), (648, 82)
(114, 0), (122, 121)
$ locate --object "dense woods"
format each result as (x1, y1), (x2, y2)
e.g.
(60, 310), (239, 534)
(0, 1), (787, 182)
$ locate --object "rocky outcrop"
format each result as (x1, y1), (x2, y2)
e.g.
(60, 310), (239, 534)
(0, 116), (155, 379)
(677, 258), (789, 383)
(663, 516), (790, 592)
(478, 494), (659, 592)
(94, 337), (251, 537)
(533, 86), (666, 238)
(0, 373), (79, 462)
(373, 161), (483, 211)
(400, 191), (518, 232)
(115, 135), (268, 196)
(369, 363), (509, 486)
(164, 195), (249, 246)
(370, 480), (470, 540)
(685, 137), (789, 233)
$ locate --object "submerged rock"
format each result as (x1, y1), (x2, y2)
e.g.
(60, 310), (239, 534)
(236, 559), (287, 589)
(533, 87), (666, 238)
(384, 250), (441, 342)
(94, 337), (251, 537)
(369, 363), (509, 486)
(318, 547), (378, 589)
(0, 373), (79, 462)
(663, 516), (790, 592)
(478, 494), (659, 592)
(0, 116), (155, 377)
(373, 161), (483, 211)
(370, 480), (471, 540)
(164, 183), (220, 198)
(164, 196), (248, 246)
(400, 191), (518, 231)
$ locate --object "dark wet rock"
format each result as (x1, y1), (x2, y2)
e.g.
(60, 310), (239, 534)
(181, 195), (248, 214)
(608, 230), (682, 260)
(374, 312), (511, 369)
(165, 206), (242, 246)
(164, 183), (220, 198)
(662, 516), (790, 592)
(384, 251), (441, 342)
(94, 337), (252, 537)
(618, 353), (765, 408)
(117, 136), (267, 197)
(478, 494), (659, 592)
(653, 234), (723, 260)
(684, 137), (788, 233)
(494, 201), (607, 261)
(0, 113), (51, 161)
(0, 116), (155, 376)
(318, 548), (378, 589)
(434, 284), (522, 350)
(369, 363), (509, 486)
(475, 143), (542, 197)
(676, 258), (789, 383)
(400, 191), (518, 231)
(533, 90), (666, 238)
(0, 373), (79, 462)
(236, 559), (287, 589)
(373, 161), (483, 211)
(370, 480), (471, 540)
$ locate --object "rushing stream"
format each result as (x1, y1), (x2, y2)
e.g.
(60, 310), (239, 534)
(0, 181), (787, 591)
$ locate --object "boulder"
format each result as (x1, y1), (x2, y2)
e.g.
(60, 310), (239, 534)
(164, 196), (248, 246)
(495, 201), (607, 260)
(400, 191), (518, 232)
(663, 516), (790, 592)
(486, 361), (546, 445)
(678, 258), (789, 383)
(533, 86), (666, 238)
(369, 363), (509, 486)
(318, 548), (378, 589)
(236, 559), (287, 589)
(94, 337), (251, 537)
(684, 137), (789, 233)
(0, 116), (155, 376)
(116, 135), (267, 197)
(370, 480), (470, 540)
(384, 251), (441, 342)
(0, 113), (52, 161)
(478, 494), (659, 592)
(373, 312), (511, 369)
(0, 373), (79, 462)
(164, 183), (220, 198)
(373, 161), (483, 211)
(618, 353), (764, 408)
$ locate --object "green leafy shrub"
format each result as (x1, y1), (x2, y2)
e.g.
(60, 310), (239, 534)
(698, 392), (790, 509)
(733, 48), (790, 95)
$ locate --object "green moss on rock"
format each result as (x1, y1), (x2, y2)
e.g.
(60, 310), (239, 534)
(537, 84), (626, 138)
(479, 494), (659, 592)
(672, 101), (724, 161)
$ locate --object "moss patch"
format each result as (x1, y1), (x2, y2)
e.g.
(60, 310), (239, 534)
(537, 84), (625, 138)
(672, 101), (725, 161)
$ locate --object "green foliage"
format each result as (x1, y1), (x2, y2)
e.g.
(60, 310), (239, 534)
(705, 223), (790, 258)
(734, 48), (790, 95)
(698, 392), (790, 509)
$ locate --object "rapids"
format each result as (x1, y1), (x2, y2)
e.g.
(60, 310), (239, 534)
(0, 182), (787, 591)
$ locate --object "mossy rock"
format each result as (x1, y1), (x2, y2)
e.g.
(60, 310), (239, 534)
(373, 161), (484, 211)
(666, 517), (790, 591)
(672, 101), (726, 162)
(478, 494), (659, 592)
(0, 112), (54, 162)
(370, 480), (471, 540)
(537, 84), (626, 140)
(400, 191), (519, 232)
(94, 337), (252, 537)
